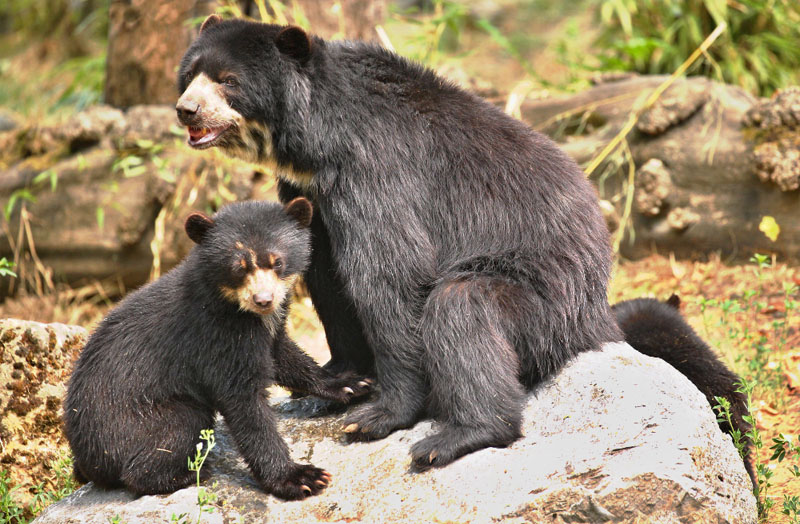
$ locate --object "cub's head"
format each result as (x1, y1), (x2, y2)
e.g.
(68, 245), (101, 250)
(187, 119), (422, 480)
(184, 197), (313, 316)
(176, 15), (315, 163)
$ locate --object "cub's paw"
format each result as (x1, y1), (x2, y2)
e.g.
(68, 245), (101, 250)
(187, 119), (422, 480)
(266, 464), (331, 500)
(319, 373), (374, 403)
(342, 402), (415, 442)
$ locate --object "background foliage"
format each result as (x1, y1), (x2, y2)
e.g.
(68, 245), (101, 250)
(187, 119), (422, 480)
(592, 0), (800, 95)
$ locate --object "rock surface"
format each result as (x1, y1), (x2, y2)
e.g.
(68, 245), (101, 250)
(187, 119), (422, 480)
(0, 318), (87, 503)
(34, 342), (756, 524)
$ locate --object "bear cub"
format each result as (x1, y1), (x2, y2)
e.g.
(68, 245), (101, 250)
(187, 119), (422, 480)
(613, 294), (755, 488)
(64, 198), (371, 500)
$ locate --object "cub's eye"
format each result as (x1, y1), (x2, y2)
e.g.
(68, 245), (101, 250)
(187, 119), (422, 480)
(222, 76), (238, 87)
(233, 256), (248, 273)
(273, 258), (284, 270)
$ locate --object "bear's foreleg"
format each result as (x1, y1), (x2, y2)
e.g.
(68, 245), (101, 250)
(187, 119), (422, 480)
(217, 386), (331, 499)
(278, 181), (375, 376)
(272, 334), (372, 402)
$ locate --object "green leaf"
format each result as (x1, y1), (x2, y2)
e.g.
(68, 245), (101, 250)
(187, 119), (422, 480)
(4, 188), (36, 220)
(0, 257), (17, 278)
(33, 169), (58, 192)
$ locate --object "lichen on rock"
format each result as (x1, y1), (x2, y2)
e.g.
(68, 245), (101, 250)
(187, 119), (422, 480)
(0, 318), (87, 507)
(637, 79), (710, 136)
(635, 158), (673, 217)
(745, 87), (800, 192)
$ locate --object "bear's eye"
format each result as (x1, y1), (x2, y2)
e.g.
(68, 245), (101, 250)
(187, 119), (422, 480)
(273, 258), (283, 271)
(233, 256), (248, 273)
(222, 76), (238, 87)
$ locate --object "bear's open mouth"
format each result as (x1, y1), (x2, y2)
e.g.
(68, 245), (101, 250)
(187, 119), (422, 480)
(187, 125), (231, 148)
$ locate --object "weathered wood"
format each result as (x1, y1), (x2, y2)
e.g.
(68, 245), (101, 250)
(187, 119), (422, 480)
(522, 75), (800, 263)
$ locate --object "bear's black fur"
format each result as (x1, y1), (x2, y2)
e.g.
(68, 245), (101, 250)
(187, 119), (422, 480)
(63, 198), (370, 499)
(176, 18), (623, 469)
(613, 295), (755, 488)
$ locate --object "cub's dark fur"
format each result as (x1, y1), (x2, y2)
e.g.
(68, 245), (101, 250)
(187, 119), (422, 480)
(63, 199), (370, 499)
(613, 295), (755, 488)
(177, 17), (623, 470)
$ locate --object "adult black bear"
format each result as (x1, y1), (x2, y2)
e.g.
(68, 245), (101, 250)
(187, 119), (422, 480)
(64, 199), (371, 499)
(613, 295), (756, 488)
(176, 16), (623, 470)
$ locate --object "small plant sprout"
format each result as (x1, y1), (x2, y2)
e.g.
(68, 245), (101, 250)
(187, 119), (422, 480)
(183, 429), (219, 524)
(0, 257), (16, 278)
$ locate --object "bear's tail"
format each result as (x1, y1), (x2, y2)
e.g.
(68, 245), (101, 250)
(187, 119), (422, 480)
(612, 295), (756, 490)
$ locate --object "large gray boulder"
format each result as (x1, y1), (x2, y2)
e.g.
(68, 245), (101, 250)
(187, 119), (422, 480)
(34, 342), (756, 523)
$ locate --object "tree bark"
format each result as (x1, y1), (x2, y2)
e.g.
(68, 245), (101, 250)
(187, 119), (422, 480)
(242, 0), (386, 41)
(104, 0), (204, 108)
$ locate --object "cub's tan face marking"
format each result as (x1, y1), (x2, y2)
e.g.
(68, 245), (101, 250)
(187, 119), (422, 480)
(220, 268), (298, 317)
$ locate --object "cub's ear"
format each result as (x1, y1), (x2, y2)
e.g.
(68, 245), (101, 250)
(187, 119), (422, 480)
(199, 14), (222, 34)
(665, 293), (681, 309)
(284, 197), (313, 228)
(275, 26), (312, 63)
(185, 212), (215, 244)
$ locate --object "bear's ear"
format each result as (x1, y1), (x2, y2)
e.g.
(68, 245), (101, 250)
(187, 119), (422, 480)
(199, 14), (222, 34)
(284, 197), (313, 228)
(275, 26), (312, 64)
(185, 212), (215, 244)
(665, 293), (681, 309)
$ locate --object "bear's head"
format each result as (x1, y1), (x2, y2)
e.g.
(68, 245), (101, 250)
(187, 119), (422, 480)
(184, 197), (313, 317)
(176, 15), (314, 165)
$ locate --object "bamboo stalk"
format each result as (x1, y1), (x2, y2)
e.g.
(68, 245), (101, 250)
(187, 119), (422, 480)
(584, 22), (728, 177)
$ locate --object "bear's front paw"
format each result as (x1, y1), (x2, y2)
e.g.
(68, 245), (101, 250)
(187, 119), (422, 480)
(342, 402), (416, 441)
(265, 464), (331, 500)
(319, 372), (374, 403)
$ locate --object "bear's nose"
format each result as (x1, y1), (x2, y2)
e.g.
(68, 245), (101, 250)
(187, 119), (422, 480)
(176, 100), (200, 121)
(252, 293), (273, 308)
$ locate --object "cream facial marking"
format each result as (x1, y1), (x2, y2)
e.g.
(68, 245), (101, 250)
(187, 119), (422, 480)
(220, 268), (296, 317)
(176, 72), (243, 149)
(177, 74), (313, 187)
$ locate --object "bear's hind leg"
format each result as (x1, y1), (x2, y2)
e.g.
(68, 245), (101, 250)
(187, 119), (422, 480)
(411, 275), (525, 470)
(120, 402), (213, 496)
